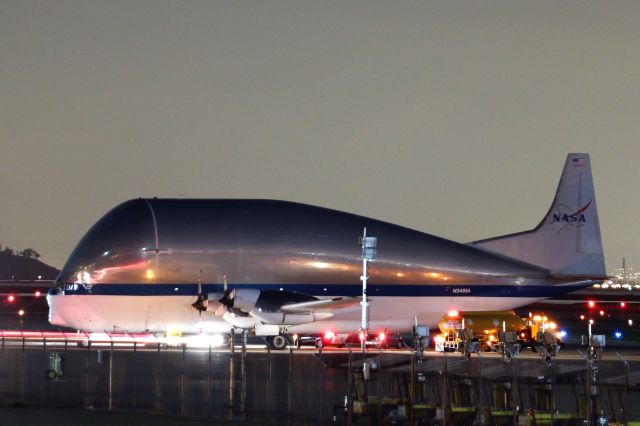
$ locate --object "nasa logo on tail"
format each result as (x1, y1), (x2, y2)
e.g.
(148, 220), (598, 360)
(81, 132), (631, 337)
(549, 200), (592, 227)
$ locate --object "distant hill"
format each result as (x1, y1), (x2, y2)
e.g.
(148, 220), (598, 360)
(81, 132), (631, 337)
(0, 251), (60, 281)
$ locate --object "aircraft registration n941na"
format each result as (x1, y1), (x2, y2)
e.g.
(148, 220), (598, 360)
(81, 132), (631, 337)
(48, 153), (606, 347)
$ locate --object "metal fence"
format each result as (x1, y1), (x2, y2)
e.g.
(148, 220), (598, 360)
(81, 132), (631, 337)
(0, 337), (638, 425)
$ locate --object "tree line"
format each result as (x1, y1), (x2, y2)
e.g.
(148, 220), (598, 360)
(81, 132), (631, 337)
(0, 244), (40, 259)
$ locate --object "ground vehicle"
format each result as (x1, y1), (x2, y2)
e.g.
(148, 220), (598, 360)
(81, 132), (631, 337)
(293, 331), (404, 349)
(294, 335), (324, 348)
(434, 310), (562, 352)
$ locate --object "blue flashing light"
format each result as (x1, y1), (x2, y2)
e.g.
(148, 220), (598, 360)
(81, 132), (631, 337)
(614, 331), (622, 339)
(559, 330), (567, 338)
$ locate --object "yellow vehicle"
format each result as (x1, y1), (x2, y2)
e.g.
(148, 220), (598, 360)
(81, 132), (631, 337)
(435, 310), (562, 352)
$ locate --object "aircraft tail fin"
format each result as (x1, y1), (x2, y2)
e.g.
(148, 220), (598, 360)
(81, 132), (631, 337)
(470, 153), (606, 277)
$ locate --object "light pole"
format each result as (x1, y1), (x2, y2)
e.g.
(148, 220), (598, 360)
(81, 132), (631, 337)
(359, 227), (377, 353)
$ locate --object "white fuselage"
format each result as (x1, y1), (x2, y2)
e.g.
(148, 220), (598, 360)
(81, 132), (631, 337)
(47, 293), (543, 335)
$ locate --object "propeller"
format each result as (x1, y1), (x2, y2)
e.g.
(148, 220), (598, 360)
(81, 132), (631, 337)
(191, 273), (208, 314)
(215, 275), (236, 316)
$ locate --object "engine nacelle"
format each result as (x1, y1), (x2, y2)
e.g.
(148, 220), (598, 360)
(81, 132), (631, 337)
(215, 288), (334, 330)
(222, 311), (257, 329)
(208, 288), (261, 315)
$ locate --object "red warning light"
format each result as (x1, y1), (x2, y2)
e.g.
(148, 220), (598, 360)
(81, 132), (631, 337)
(580, 314), (586, 320)
(378, 332), (386, 342)
(323, 330), (335, 341)
(6, 295), (15, 303)
(620, 302), (626, 308)
(34, 291), (41, 298)
(588, 300), (595, 308)
(599, 310), (605, 317)
(359, 331), (365, 342)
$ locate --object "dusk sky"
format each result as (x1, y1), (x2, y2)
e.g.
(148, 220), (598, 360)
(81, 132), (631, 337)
(2, 1), (639, 272)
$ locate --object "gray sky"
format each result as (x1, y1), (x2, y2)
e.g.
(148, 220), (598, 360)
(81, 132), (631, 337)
(1, 1), (639, 271)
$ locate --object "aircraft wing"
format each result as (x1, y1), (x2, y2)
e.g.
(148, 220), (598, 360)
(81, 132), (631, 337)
(280, 297), (360, 313)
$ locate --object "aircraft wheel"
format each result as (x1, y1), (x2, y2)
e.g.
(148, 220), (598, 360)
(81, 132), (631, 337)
(269, 335), (288, 350)
(220, 334), (231, 346)
(46, 369), (57, 380)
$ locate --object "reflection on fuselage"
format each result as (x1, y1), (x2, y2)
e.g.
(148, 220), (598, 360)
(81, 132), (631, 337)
(47, 199), (569, 334)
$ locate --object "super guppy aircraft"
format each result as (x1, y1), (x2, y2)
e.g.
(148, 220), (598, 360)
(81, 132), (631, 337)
(48, 154), (606, 347)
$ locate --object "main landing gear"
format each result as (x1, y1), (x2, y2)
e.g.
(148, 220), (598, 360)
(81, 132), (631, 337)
(266, 335), (288, 350)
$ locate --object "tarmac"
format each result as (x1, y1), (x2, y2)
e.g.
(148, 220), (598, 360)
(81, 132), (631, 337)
(0, 405), (266, 426)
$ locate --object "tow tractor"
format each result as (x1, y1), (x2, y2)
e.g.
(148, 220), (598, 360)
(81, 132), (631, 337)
(434, 310), (563, 354)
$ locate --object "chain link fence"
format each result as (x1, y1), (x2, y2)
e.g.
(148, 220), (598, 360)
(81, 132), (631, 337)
(0, 338), (638, 425)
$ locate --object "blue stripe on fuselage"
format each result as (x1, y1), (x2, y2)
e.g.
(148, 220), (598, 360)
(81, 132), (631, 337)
(49, 283), (588, 299)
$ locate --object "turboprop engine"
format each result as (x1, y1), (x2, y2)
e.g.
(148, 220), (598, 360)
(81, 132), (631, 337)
(192, 287), (347, 333)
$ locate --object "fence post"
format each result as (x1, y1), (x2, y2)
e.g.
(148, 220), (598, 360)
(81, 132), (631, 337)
(64, 338), (68, 407)
(441, 350), (447, 426)
(550, 358), (556, 424)
(512, 357), (518, 426)
(85, 340), (91, 408)
(108, 340), (113, 412)
(180, 343), (186, 417)
(347, 348), (353, 423)
(132, 341), (137, 410)
(476, 350), (483, 425)
(229, 331), (235, 419)
(155, 343), (161, 413)
(41, 337), (46, 404)
(266, 345), (271, 422)
(287, 345), (293, 425)
(378, 349), (383, 426)
(20, 336), (25, 404)
(0, 336), (4, 403)
(241, 330), (247, 420)
(411, 351), (416, 425)
(207, 344), (212, 417)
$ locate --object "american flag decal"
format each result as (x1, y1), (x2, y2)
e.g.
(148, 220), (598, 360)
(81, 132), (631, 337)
(572, 157), (586, 166)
